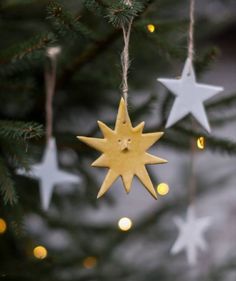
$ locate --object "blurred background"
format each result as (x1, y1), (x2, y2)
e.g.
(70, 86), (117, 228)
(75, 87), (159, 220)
(0, 0), (236, 280)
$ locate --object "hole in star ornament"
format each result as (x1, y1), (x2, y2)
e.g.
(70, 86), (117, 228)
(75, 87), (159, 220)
(77, 98), (167, 199)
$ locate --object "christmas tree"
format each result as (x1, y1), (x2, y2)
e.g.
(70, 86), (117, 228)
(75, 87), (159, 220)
(0, 1), (236, 280)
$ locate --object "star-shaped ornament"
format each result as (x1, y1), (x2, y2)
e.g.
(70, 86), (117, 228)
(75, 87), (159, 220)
(78, 98), (167, 199)
(158, 58), (224, 132)
(18, 138), (79, 210)
(171, 205), (212, 266)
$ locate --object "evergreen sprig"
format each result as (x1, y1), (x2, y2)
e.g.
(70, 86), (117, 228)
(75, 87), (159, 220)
(0, 33), (55, 64)
(0, 121), (43, 204)
(0, 157), (17, 205)
(83, 0), (107, 16)
(47, 0), (97, 41)
(0, 0), (235, 279)
(106, 0), (144, 28)
(0, 33), (55, 77)
(0, 121), (43, 141)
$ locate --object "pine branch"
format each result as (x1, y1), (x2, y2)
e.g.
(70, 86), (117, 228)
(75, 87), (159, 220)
(0, 33), (55, 77)
(143, 119), (236, 154)
(0, 0), (43, 10)
(211, 113), (236, 127)
(0, 138), (31, 170)
(106, 0), (144, 28)
(0, 121), (44, 141)
(59, 29), (120, 85)
(83, 0), (107, 16)
(195, 47), (220, 75)
(207, 93), (236, 111)
(59, 0), (155, 85)
(174, 126), (236, 154)
(47, 0), (97, 41)
(0, 157), (17, 205)
(130, 94), (157, 120)
(0, 33), (55, 64)
(0, 78), (34, 93)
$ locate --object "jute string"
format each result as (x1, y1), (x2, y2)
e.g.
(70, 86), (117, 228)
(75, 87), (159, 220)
(45, 47), (60, 142)
(188, 0), (196, 205)
(121, 0), (133, 106)
(189, 129), (196, 205)
(188, 0), (195, 62)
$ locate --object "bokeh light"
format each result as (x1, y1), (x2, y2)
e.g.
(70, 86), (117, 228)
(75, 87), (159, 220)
(147, 24), (155, 33)
(197, 136), (205, 150)
(83, 256), (97, 269)
(157, 183), (169, 196)
(33, 245), (48, 260)
(118, 217), (132, 231)
(0, 218), (7, 234)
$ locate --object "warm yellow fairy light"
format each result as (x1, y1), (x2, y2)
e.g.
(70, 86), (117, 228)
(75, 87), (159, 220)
(157, 183), (169, 196)
(147, 24), (155, 33)
(0, 218), (7, 234)
(118, 217), (132, 231)
(197, 136), (205, 150)
(33, 245), (48, 260)
(83, 256), (97, 269)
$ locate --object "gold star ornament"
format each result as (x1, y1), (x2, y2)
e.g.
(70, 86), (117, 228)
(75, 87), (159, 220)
(77, 98), (167, 199)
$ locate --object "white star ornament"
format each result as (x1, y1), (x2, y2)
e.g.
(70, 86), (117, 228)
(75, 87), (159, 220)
(158, 58), (224, 132)
(171, 205), (212, 266)
(18, 138), (79, 210)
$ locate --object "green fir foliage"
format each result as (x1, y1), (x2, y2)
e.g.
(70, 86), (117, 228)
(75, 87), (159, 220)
(0, 0), (235, 281)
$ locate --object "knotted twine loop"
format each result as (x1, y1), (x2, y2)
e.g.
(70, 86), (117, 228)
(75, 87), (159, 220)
(45, 47), (61, 142)
(121, 0), (133, 107)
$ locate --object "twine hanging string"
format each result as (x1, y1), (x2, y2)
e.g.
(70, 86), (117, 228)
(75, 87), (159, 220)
(188, 0), (197, 205)
(45, 47), (61, 142)
(121, 0), (133, 106)
(189, 129), (196, 205)
(188, 0), (195, 62)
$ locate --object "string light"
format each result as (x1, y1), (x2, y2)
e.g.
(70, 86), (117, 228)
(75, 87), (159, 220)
(33, 245), (48, 260)
(157, 183), (169, 196)
(197, 136), (205, 150)
(147, 24), (155, 33)
(118, 217), (132, 231)
(0, 218), (7, 234)
(83, 256), (97, 269)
